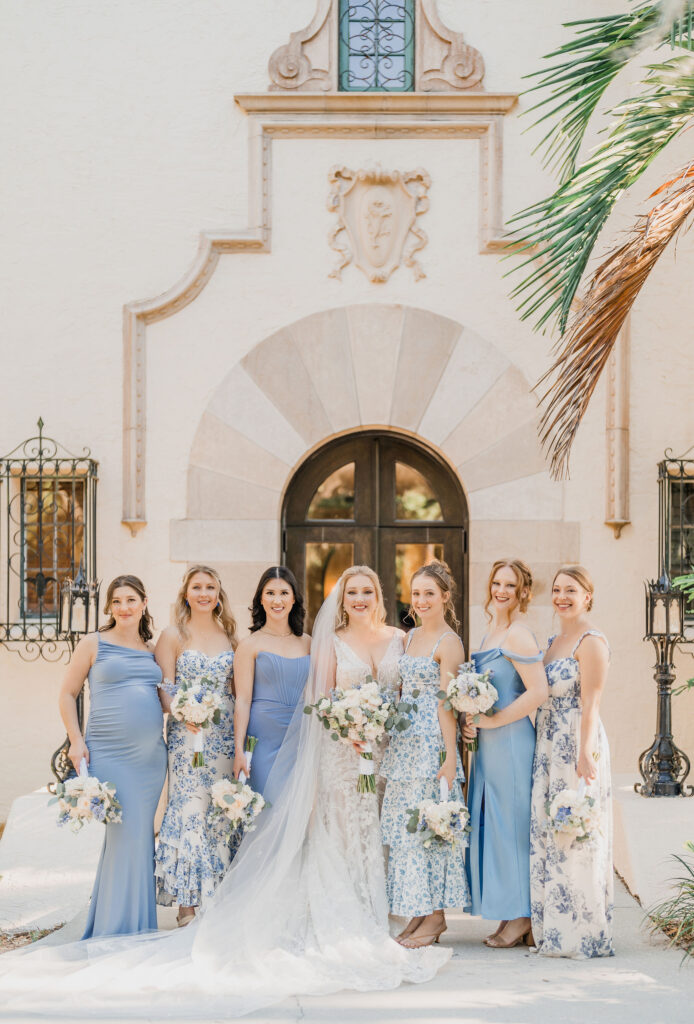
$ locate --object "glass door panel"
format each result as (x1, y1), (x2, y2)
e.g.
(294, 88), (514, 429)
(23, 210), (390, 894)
(305, 542), (355, 625)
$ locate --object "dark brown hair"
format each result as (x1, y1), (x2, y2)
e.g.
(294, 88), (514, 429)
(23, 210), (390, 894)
(100, 575), (154, 643)
(411, 560), (459, 631)
(250, 566), (305, 636)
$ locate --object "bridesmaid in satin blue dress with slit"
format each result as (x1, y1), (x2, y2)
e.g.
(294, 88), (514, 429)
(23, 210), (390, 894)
(233, 567), (310, 795)
(58, 575), (167, 939)
(465, 560), (548, 949)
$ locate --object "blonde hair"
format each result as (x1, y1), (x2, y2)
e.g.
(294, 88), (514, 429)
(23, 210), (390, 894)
(553, 564), (594, 611)
(174, 565), (238, 648)
(334, 565), (387, 630)
(484, 559), (533, 621)
(410, 560), (459, 631)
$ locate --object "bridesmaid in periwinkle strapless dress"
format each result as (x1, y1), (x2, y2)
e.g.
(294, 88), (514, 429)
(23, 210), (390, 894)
(57, 575), (167, 938)
(155, 565), (238, 927)
(234, 568), (310, 794)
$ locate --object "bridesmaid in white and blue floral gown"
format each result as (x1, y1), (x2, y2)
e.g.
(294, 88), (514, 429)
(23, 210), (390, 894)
(155, 566), (239, 925)
(530, 565), (614, 959)
(381, 562), (471, 948)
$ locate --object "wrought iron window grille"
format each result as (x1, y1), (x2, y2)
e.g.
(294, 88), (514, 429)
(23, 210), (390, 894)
(338, 0), (415, 92)
(659, 447), (694, 622)
(0, 418), (98, 662)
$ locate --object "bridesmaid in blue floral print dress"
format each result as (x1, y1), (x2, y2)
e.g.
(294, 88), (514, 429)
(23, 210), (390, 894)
(530, 565), (614, 958)
(381, 561), (470, 949)
(155, 565), (238, 926)
(465, 559), (548, 949)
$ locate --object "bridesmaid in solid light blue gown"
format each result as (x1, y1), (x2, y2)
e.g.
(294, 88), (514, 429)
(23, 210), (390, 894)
(234, 567), (310, 795)
(465, 559), (548, 949)
(58, 575), (167, 938)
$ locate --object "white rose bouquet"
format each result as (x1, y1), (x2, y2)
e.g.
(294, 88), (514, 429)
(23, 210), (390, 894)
(170, 676), (225, 767)
(547, 779), (601, 845)
(304, 678), (418, 794)
(438, 661), (498, 751)
(50, 759), (122, 833)
(209, 776), (266, 834)
(406, 785), (470, 849)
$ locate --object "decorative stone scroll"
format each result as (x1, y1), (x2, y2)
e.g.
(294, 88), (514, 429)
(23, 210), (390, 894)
(417, 0), (485, 92)
(267, 0), (485, 93)
(327, 166), (431, 283)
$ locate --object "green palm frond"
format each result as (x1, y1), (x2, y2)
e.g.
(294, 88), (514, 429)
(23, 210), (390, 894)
(525, 2), (682, 184)
(509, 54), (694, 334)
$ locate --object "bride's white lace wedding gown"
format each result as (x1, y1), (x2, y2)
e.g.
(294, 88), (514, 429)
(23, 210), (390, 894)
(0, 604), (449, 1019)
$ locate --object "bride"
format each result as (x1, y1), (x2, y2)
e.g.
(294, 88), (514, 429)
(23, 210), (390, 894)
(0, 567), (450, 1019)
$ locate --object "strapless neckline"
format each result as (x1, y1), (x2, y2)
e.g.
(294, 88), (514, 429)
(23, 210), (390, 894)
(256, 651), (311, 663)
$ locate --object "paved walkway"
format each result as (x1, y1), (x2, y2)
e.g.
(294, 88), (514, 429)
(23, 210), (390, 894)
(1, 793), (693, 1022)
(2, 878), (692, 1023)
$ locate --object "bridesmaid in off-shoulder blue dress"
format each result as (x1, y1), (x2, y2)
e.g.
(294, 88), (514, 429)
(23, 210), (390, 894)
(465, 560), (547, 948)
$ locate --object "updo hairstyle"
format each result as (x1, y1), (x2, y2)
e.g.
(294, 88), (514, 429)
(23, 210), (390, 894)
(553, 564), (595, 611)
(484, 559), (533, 621)
(410, 560), (459, 631)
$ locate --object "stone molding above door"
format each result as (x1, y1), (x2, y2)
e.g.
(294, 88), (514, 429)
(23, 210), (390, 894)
(267, 0), (485, 93)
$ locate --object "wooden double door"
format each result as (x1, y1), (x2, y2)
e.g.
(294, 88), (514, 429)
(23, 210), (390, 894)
(283, 432), (468, 645)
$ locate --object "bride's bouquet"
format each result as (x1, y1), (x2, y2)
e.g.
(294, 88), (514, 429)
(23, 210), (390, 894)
(50, 759), (122, 833)
(406, 780), (470, 849)
(546, 779), (601, 845)
(170, 676), (225, 767)
(438, 661), (498, 751)
(304, 678), (417, 794)
(209, 776), (266, 834)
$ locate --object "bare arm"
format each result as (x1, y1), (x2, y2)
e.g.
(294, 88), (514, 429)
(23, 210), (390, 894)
(154, 627), (179, 715)
(233, 639), (257, 778)
(575, 635), (609, 782)
(436, 634), (466, 787)
(475, 625), (548, 729)
(58, 634), (98, 771)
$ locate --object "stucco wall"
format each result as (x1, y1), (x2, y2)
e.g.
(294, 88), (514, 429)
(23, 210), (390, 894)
(1, 0), (693, 817)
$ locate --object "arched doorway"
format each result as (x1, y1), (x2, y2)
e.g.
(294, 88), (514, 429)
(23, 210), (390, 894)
(283, 431), (468, 640)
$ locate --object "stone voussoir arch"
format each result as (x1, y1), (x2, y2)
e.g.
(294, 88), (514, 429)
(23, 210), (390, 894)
(171, 303), (547, 576)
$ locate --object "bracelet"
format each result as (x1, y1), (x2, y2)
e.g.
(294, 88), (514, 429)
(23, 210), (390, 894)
(157, 677), (175, 690)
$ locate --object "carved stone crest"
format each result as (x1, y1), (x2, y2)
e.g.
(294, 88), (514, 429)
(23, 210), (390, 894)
(327, 166), (431, 283)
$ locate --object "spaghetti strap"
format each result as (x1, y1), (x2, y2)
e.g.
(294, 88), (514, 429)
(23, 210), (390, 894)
(571, 630), (610, 660)
(404, 629), (417, 653)
(431, 631), (455, 658)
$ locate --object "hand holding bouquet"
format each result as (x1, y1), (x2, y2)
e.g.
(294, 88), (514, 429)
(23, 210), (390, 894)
(304, 679), (417, 794)
(50, 759), (122, 833)
(406, 786), (470, 849)
(438, 662), (498, 751)
(170, 677), (225, 767)
(209, 776), (266, 834)
(546, 779), (601, 845)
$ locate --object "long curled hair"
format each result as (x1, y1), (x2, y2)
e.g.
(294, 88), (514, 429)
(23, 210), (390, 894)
(410, 560), (459, 631)
(100, 575), (154, 643)
(174, 565), (238, 649)
(484, 558), (533, 621)
(250, 566), (306, 636)
(334, 565), (387, 631)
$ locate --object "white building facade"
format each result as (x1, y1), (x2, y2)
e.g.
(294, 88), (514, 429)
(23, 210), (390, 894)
(1, 0), (693, 817)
